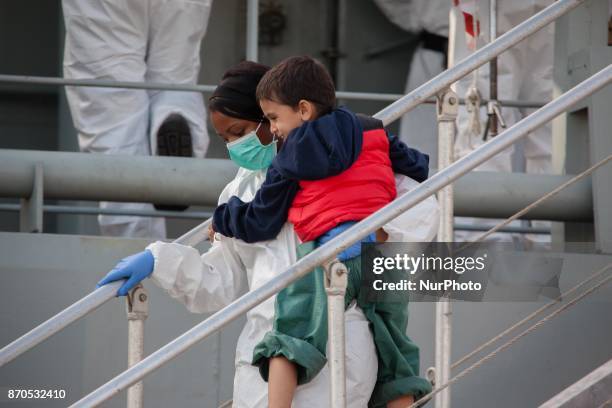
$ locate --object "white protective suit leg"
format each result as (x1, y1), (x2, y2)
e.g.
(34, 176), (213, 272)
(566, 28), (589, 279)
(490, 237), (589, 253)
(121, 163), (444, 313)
(232, 303), (378, 408)
(291, 303), (378, 408)
(519, 1), (554, 175)
(372, 0), (449, 169)
(517, 1), (554, 246)
(62, 0), (166, 238)
(147, 0), (212, 159)
(450, 0), (553, 243)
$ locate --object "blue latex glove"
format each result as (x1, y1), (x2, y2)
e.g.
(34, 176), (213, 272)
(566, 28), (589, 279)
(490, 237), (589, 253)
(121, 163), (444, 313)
(96, 250), (155, 296)
(317, 222), (376, 262)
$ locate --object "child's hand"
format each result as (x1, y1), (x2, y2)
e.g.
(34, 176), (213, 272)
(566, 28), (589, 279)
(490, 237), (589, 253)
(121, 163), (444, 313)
(375, 228), (388, 242)
(208, 224), (216, 242)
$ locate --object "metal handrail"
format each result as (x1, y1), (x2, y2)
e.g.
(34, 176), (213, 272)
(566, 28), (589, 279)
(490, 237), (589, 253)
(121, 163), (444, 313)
(0, 203), (214, 219)
(0, 74), (217, 93)
(0, 218), (211, 367)
(539, 357), (612, 407)
(0, 152), (594, 220)
(0, 0), (593, 398)
(0, 74), (545, 108)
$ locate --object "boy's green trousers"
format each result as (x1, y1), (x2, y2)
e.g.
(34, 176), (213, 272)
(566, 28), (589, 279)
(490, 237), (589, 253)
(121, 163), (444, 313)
(252, 242), (432, 407)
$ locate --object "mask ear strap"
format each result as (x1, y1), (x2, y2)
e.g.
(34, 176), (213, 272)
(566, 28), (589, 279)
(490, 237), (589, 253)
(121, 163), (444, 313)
(255, 120), (276, 143)
(253, 120), (264, 141)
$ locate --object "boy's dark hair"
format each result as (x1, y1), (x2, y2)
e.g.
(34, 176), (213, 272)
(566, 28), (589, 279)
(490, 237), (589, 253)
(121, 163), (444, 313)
(256, 56), (336, 116)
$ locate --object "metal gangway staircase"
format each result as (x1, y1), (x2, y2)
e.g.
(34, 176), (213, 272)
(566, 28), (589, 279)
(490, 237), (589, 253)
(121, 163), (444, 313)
(1, 0), (611, 406)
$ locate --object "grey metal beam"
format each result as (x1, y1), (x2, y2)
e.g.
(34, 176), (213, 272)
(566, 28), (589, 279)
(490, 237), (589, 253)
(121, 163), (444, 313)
(0, 204), (554, 234)
(539, 358), (612, 408)
(0, 150), (238, 207)
(0, 150), (594, 222)
(453, 223), (550, 235)
(452, 171), (592, 221)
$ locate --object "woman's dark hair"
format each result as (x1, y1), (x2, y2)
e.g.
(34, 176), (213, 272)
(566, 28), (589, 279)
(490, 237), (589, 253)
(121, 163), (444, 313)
(209, 61), (271, 122)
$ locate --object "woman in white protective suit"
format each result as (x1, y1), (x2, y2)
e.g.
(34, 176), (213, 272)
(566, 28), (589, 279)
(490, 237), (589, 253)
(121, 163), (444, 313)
(97, 61), (439, 407)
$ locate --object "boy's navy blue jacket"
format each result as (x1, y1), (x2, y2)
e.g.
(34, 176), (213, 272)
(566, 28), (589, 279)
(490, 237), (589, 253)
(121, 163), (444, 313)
(212, 107), (429, 243)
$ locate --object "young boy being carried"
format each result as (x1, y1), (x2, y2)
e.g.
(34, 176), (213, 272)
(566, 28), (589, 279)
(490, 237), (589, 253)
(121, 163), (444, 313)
(211, 56), (432, 408)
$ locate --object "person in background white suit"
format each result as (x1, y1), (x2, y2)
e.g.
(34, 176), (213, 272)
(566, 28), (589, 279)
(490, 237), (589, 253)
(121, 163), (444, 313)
(97, 61), (440, 407)
(450, 0), (554, 243)
(62, 0), (212, 238)
(373, 0), (449, 167)
(375, 0), (553, 243)
(451, 0), (554, 175)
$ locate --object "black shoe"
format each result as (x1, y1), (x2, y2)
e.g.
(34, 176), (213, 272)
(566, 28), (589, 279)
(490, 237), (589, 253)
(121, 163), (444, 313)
(154, 114), (192, 212)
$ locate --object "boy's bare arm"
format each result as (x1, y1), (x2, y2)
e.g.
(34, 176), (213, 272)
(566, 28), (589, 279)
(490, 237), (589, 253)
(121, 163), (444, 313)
(387, 394), (415, 408)
(268, 356), (297, 408)
(376, 228), (389, 242)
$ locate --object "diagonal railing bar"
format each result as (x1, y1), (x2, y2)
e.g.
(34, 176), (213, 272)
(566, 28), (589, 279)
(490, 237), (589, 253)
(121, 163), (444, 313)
(0, 219), (211, 367)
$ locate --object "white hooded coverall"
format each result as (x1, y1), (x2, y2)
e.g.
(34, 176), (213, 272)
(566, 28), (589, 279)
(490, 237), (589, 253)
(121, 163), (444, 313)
(373, 0), (449, 167)
(62, 0), (212, 238)
(449, 0), (554, 242)
(451, 0), (554, 175)
(147, 167), (439, 407)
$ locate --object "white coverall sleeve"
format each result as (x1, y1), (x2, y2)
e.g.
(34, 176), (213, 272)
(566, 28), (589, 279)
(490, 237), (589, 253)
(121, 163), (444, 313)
(382, 174), (440, 242)
(147, 239), (248, 314)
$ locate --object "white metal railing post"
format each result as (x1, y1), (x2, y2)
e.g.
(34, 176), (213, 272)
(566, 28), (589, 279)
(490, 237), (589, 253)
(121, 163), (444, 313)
(19, 163), (44, 233)
(434, 89), (458, 408)
(126, 285), (149, 408)
(246, 0), (259, 61)
(487, 0), (502, 137)
(324, 259), (348, 408)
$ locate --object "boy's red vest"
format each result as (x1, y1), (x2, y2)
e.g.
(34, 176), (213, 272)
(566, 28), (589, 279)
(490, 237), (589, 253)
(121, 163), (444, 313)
(288, 117), (396, 242)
